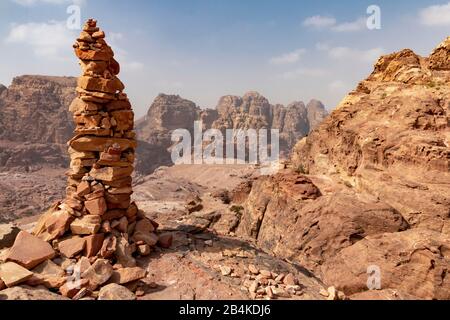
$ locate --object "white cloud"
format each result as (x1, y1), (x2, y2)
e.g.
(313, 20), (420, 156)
(4, 20), (143, 69)
(318, 44), (385, 63)
(278, 67), (328, 80)
(304, 15), (367, 32)
(269, 49), (306, 65)
(12, 0), (86, 6)
(331, 17), (367, 32)
(419, 2), (450, 26)
(303, 15), (336, 28)
(5, 21), (76, 60)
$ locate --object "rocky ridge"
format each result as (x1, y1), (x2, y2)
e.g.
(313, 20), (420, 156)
(0, 19), (172, 300)
(234, 37), (450, 299)
(0, 76), (76, 170)
(136, 92), (328, 174)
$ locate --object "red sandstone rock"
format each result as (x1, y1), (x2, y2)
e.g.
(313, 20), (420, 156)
(7, 231), (55, 269)
(60, 278), (89, 298)
(109, 267), (147, 285)
(0, 262), (33, 287)
(84, 233), (105, 257)
(85, 197), (107, 216)
(70, 215), (102, 235)
(158, 233), (173, 249)
(33, 207), (74, 242)
(58, 236), (86, 258)
(81, 259), (113, 290)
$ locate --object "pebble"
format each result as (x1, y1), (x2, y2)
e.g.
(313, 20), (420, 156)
(275, 274), (285, 282)
(204, 240), (213, 246)
(220, 265), (232, 276)
(265, 286), (274, 299)
(320, 288), (329, 297)
(272, 287), (291, 298)
(248, 264), (259, 275)
(327, 286), (337, 300)
(249, 281), (259, 293)
(283, 273), (298, 286)
(260, 270), (272, 278)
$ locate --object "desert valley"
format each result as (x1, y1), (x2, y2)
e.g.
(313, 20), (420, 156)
(0, 18), (448, 301)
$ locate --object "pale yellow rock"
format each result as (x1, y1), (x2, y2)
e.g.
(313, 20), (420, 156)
(69, 136), (136, 152)
(0, 262), (33, 287)
(70, 215), (102, 235)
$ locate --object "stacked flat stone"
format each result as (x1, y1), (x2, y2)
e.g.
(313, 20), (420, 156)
(0, 19), (174, 298)
(58, 18), (147, 262)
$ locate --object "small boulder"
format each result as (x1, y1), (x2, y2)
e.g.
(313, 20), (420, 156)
(0, 224), (20, 250)
(82, 259), (113, 290)
(6, 231), (55, 269)
(0, 286), (70, 300)
(98, 283), (136, 300)
(58, 236), (86, 258)
(84, 233), (105, 257)
(59, 278), (89, 299)
(115, 236), (136, 267)
(133, 231), (158, 247)
(109, 267), (147, 285)
(29, 260), (66, 289)
(0, 262), (34, 287)
(70, 215), (101, 235)
(158, 233), (173, 249)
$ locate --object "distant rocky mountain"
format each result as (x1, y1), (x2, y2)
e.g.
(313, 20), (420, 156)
(136, 92), (328, 174)
(235, 37), (450, 299)
(209, 92), (327, 154)
(306, 99), (329, 131)
(0, 75), (76, 170)
(0, 75), (327, 175)
(136, 94), (199, 148)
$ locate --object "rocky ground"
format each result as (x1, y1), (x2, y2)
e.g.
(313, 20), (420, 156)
(0, 160), (443, 300)
(0, 169), (66, 223)
(0, 75), (327, 177)
(0, 37), (448, 301)
(0, 164), (336, 300)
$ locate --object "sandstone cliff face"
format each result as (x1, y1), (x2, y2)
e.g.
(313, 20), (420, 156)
(306, 99), (328, 131)
(135, 92), (328, 172)
(292, 38), (450, 231)
(0, 76), (77, 170)
(235, 37), (450, 299)
(236, 172), (410, 275)
(211, 92), (327, 156)
(213, 92), (272, 131)
(136, 94), (199, 147)
(0, 76), (76, 143)
(135, 94), (200, 174)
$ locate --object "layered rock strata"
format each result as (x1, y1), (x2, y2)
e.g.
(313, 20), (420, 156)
(0, 19), (167, 299)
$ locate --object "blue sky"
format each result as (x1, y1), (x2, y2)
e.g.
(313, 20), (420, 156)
(1, 0), (449, 117)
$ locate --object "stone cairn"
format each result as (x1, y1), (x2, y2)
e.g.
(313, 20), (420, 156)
(0, 19), (171, 300)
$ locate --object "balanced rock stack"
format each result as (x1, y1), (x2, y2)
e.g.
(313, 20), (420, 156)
(0, 19), (171, 300)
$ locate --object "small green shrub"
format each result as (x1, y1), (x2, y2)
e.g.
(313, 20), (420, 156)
(295, 164), (308, 174)
(230, 205), (244, 215)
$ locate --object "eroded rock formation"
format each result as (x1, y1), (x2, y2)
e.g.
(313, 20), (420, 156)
(235, 37), (450, 299)
(136, 92), (328, 169)
(0, 19), (168, 300)
(0, 76), (76, 170)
